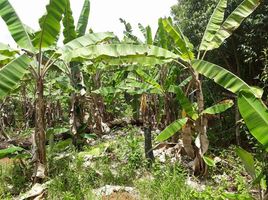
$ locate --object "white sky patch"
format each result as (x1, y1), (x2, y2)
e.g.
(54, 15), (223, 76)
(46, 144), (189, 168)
(0, 0), (177, 46)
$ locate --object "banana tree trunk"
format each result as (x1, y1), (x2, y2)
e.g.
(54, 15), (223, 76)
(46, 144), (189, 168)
(143, 125), (154, 164)
(33, 77), (47, 183)
(70, 63), (86, 146)
(235, 99), (241, 145)
(193, 75), (209, 175)
(141, 94), (154, 166)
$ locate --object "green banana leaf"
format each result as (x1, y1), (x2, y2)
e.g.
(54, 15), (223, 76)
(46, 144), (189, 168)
(0, 55), (31, 99)
(0, 43), (19, 57)
(0, 0), (35, 52)
(161, 18), (194, 61)
(135, 69), (164, 93)
(156, 18), (168, 49)
(235, 147), (256, 178)
(168, 85), (198, 120)
(146, 26), (153, 45)
(92, 86), (120, 96)
(0, 55), (13, 65)
(118, 76), (161, 95)
(199, 0), (227, 51)
(178, 76), (192, 87)
(203, 156), (216, 167)
(76, 0), (90, 37)
(207, 0), (261, 50)
(0, 146), (24, 159)
(62, 0), (77, 44)
(138, 23), (147, 40)
(192, 59), (262, 98)
(33, 0), (67, 48)
(238, 90), (268, 151)
(201, 99), (234, 115)
(58, 32), (116, 54)
(156, 118), (188, 142)
(60, 44), (179, 63)
(104, 56), (173, 67)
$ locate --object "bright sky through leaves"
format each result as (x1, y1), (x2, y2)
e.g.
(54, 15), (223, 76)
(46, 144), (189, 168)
(0, 0), (177, 46)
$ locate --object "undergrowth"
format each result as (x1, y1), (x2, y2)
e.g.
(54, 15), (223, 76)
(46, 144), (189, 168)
(0, 126), (259, 199)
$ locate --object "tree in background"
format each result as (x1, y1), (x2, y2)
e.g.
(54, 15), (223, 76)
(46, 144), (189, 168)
(171, 0), (268, 84)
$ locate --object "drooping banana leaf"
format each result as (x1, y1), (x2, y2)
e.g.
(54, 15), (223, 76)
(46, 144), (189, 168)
(206, 0), (261, 50)
(192, 59), (262, 98)
(156, 118), (188, 142)
(199, 0), (227, 51)
(76, 0), (90, 37)
(33, 0), (67, 48)
(201, 99), (234, 115)
(235, 147), (256, 178)
(161, 18), (194, 61)
(168, 85), (198, 120)
(238, 90), (268, 151)
(62, 0), (77, 44)
(0, 0), (35, 52)
(60, 44), (179, 63)
(58, 32), (116, 54)
(0, 55), (31, 99)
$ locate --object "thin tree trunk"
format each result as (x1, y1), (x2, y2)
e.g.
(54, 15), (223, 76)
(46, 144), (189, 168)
(33, 77), (47, 183)
(194, 74), (209, 175)
(143, 126), (154, 164)
(141, 94), (154, 166)
(235, 99), (241, 145)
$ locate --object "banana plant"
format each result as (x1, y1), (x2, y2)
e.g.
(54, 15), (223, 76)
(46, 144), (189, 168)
(0, 0), (69, 182)
(156, 0), (261, 175)
(0, 0), (181, 182)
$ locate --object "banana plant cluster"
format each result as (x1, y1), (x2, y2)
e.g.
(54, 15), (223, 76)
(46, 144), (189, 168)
(155, 0), (265, 174)
(0, 0), (266, 182)
(0, 0), (179, 182)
